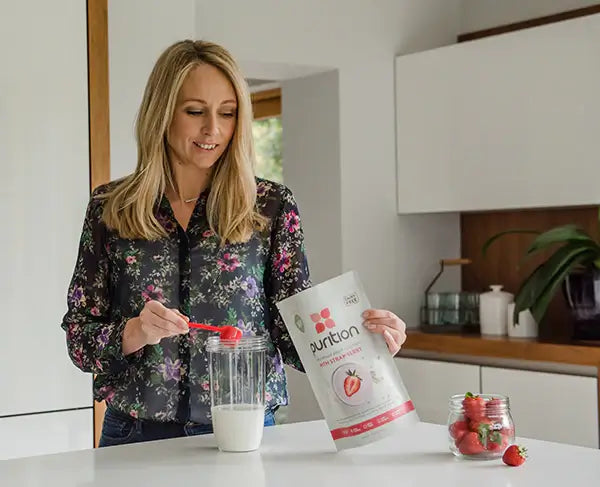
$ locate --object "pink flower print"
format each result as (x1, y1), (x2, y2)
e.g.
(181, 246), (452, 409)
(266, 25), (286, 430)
(201, 381), (210, 391)
(90, 306), (101, 317)
(98, 386), (115, 402)
(95, 359), (104, 372)
(125, 255), (136, 264)
(202, 229), (215, 238)
(284, 210), (300, 233)
(66, 325), (77, 341)
(68, 285), (86, 308)
(265, 391), (272, 402)
(142, 284), (165, 303)
(73, 348), (84, 368)
(273, 250), (291, 273)
(130, 410), (138, 419)
(217, 252), (241, 272)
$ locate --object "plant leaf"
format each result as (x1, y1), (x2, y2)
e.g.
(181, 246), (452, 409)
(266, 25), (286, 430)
(524, 225), (596, 256)
(513, 242), (600, 323)
(482, 229), (540, 256)
(516, 243), (594, 311)
(529, 250), (597, 324)
(512, 243), (586, 318)
(512, 261), (546, 320)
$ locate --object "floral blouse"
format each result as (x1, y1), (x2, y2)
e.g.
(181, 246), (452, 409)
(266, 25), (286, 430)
(61, 178), (311, 423)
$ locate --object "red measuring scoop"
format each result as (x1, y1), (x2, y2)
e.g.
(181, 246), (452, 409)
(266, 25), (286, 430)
(188, 322), (242, 341)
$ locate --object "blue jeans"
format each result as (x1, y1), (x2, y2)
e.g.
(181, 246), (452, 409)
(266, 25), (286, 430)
(99, 407), (276, 447)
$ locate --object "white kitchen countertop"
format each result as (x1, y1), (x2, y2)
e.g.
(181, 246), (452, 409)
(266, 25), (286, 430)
(1, 420), (598, 486)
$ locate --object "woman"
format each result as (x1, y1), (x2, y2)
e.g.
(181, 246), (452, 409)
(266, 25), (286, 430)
(61, 40), (407, 447)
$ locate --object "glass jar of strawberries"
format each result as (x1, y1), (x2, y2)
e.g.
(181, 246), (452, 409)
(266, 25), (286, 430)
(448, 392), (515, 460)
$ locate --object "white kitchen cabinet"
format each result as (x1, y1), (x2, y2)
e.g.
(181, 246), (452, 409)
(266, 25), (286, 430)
(395, 357), (480, 424)
(278, 366), (324, 424)
(0, 0), (92, 415)
(481, 366), (599, 448)
(395, 13), (600, 213)
(0, 409), (93, 460)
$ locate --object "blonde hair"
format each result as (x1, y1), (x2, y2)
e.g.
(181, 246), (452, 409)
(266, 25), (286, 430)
(100, 40), (267, 243)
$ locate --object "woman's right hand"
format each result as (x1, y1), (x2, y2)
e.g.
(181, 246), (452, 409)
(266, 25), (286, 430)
(123, 300), (189, 354)
(139, 300), (189, 345)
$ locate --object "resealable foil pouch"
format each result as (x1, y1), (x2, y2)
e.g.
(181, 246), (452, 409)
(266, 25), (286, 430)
(276, 271), (419, 450)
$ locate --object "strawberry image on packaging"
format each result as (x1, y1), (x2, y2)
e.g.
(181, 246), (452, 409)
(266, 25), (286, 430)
(276, 271), (419, 451)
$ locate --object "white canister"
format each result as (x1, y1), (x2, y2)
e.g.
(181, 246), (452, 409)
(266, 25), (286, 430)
(507, 303), (538, 338)
(479, 285), (514, 336)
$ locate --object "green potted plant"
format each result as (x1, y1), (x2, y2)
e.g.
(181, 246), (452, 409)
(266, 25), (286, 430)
(483, 220), (600, 340)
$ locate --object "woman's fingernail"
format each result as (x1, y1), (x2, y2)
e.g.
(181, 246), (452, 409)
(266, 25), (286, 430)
(362, 310), (369, 318)
(363, 322), (375, 330)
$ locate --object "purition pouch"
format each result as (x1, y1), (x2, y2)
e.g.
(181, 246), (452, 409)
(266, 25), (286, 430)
(276, 271), (419, 450)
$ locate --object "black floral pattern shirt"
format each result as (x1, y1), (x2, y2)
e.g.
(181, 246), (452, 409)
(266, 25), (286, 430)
(61, 178), (310, 423)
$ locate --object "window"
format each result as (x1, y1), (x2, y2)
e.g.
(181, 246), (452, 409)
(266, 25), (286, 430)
(251, 88), (282, 183)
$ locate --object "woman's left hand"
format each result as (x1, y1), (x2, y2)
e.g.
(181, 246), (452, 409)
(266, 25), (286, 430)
(362, 309), (407, 356)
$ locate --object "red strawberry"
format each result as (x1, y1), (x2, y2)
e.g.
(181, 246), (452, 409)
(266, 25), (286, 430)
(486, 397), (503, 408)
(502, 445), (527, 466)
(325, 318), (335, 329)
(310, 313), (321, 323)
(469, 416), (493, 433)
(343, 370), (362, 397)
(458, 432), (485, 455)
(449, 420), (469, 443)
(463, 392), (486, 420)
(486, 398), (504, 418)
(315, 322), (325, 333)
(320, 308), (331, 319)
(486, 431), (509, 452)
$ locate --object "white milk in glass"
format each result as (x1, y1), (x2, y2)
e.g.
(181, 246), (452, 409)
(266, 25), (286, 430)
(211, 404), (264, 452)
(207, 336), (267, 452)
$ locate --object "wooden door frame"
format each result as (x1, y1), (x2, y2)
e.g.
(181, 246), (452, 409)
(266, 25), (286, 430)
(87, 0), (110, 191)
(87, 0), (110, 447)
(251, 88), (281, 119)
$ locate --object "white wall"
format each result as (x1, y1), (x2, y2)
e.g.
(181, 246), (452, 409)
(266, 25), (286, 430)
(460, 0), (600, 33)
(108, 0), (196, 180)
(195, 0), (463, 327)
(0, 0), (92, 457)
(281, 71), (342, 286)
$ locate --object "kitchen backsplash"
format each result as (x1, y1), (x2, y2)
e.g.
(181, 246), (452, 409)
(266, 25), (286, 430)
(460, 206), (598, 341)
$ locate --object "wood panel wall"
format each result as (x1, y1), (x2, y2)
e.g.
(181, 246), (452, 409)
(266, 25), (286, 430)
(461, 208), (598, 341)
